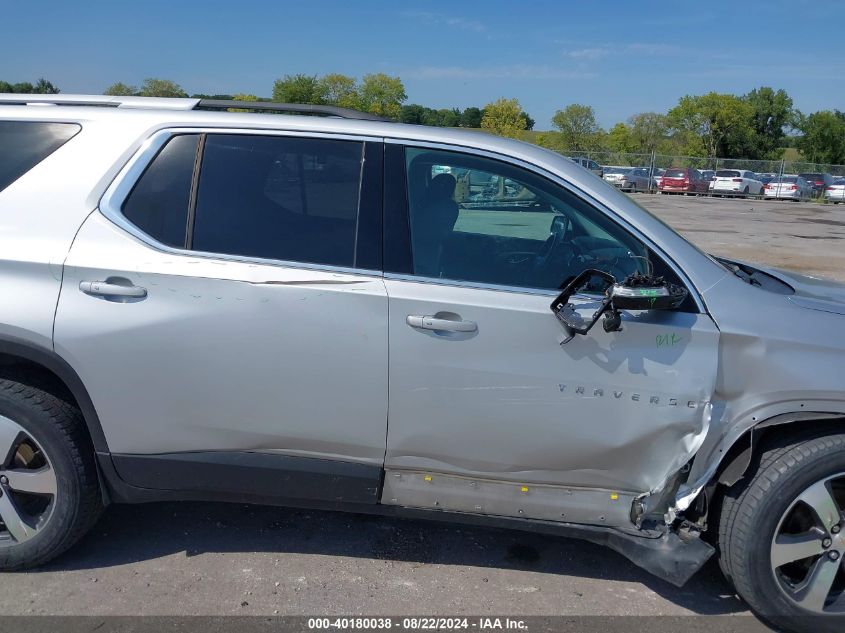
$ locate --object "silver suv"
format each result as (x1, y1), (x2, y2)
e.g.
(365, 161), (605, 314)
(2, 95), (845, 632)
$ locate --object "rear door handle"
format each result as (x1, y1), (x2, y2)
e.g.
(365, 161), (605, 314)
(79, 280), (147, 299)
(406, 315), (477, 332)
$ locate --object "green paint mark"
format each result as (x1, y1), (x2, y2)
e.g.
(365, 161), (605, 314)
(656, 333), (683, 348)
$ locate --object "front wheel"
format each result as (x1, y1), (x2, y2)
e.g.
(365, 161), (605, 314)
(719, 433), (845, 632)
(0, 379), (103, 570)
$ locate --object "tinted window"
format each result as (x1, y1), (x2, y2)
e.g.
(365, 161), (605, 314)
(192, 135), (363, 267)
(405, 147), (651, 290)
(122, 134), (199, 248)
(0, 121), (80, 193)
(664, 169), (686, 178)
(716, 170), (741, 178)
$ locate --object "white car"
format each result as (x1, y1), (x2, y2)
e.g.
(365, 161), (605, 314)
(711, 170), (763, 197)
(602, 166), (631, 187)
(825, 178), (845, 203)
(764, 176), (812, 201)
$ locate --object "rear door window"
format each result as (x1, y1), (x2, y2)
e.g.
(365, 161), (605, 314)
(0, 121), (80, 193)
(191, 134), (364, 267)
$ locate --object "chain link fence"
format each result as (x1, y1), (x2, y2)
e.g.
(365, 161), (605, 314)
(559, 150), (845, 196)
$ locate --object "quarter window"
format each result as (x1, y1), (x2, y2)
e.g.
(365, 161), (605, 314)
(0, 121), (80, 193)
(191, 135), (363, 267)
(404, 147), (652, 290)
(121, 134), (199, 248)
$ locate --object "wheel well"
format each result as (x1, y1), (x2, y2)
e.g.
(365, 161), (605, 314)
(0, 341), (109, 454)
(694, 415), (845, 536)
(0, 355), (77, 408)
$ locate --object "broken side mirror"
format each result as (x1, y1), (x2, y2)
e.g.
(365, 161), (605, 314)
(550, 270), (688, 343)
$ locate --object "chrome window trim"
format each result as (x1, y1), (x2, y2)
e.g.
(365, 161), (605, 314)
(99, 127), (384, 278)
(383, 272), (559, 298)
(384, 137), (706, 313)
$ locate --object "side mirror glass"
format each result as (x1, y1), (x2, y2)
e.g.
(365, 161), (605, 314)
(550, 270), (688, 343)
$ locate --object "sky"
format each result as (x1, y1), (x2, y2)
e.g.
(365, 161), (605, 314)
(1, 0), (843, 129)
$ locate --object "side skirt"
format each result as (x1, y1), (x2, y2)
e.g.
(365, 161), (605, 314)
(97, 452), (712, 587)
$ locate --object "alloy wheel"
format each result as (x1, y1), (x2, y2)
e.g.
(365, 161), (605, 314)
(0, 414), (57, 544)
(770, 473), (845, 613)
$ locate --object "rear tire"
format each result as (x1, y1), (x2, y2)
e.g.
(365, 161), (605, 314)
(719, 432), (845, 632)
(0, 379), (103, 570)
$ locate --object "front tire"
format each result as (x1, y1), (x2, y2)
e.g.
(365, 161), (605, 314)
(0, 379), (103, 570)
(719, 432), (845, 632)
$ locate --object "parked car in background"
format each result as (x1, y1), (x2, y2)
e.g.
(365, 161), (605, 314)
(711, 170), (764, 197)
(652, 168), (665, 189)
(825, 177), (845, 203)
(763, 175), (812, 201)
(602, 166), (631, 187)
(566, 156), (603, 178)
(658, 167), (708, 194)
(757, 173), (777, 187)
(620, 167), (653, 192)
(798, 172), (834, 198)
(699, 169), (715, 183)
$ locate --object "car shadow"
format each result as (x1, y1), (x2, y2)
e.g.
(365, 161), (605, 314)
(29, 501), (745, 615)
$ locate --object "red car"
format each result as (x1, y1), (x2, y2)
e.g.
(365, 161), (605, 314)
(658, 167), (709, 195)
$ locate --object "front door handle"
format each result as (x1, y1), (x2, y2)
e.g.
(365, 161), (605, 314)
(79, 280), (147, 299)
(406, 315), (478, 332)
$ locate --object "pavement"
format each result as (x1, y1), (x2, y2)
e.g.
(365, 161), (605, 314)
(638, 194), (845, 282)
(4, 194), (837, 627)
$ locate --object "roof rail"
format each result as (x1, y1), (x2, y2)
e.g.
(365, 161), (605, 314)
(0, 94), (200, 110)
(195, 99), (390, 122)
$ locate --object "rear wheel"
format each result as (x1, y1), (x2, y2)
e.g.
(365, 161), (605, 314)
(0, 379), (102, 570)
(719, 433), (845, 632)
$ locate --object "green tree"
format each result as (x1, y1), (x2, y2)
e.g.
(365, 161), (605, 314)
(33, 78), (59, 94)
(272, 74), (324, 104)
(551, 104), (601, 151)
(519, 111), (535, 131)
(359, 73), (406, 119)
(628, 112), (670, 154)
(400, 104), (426, 124)
(480, 98), (527, 138)
(137, 78), (187, 98)
(228, 93), (259, 112)
(667, 92), (753, 157)
(317, 74), (360, 109)
(607, 122), (636, 153)
(104, 82), (138, 96)
(742, 87), (796, 159)
(460, 107), (483, 128)
(797, 110), (845, 164)
(12, 82), (35, 93)
(439, 108), (461, 128)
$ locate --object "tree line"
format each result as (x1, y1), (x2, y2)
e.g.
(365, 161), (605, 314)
(4, 75), (844, 165)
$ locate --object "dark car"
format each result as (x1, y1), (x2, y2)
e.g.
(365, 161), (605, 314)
(658, 167), (709, 195)
(798, 172), (834, 198)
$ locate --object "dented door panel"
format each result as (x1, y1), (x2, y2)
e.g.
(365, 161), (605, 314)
(384, 279), (719, 502)
(54, 212), (388, 464)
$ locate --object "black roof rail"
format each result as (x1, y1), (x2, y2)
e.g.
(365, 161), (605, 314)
(194, 99), (391, 122)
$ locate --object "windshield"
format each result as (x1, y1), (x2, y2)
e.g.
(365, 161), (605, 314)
(604, 167), (631, 175)
(664, 169), (686, 178)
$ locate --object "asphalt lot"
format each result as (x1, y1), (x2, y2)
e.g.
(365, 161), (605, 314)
(2, 193), (837, 627)
(638, 193), (845, 282)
